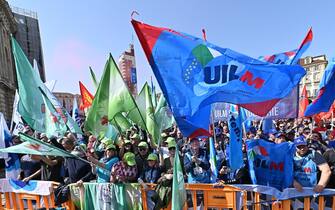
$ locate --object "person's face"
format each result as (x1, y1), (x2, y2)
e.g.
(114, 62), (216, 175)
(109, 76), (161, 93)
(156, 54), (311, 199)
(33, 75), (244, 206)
(222, 126), (229, 133)
(311, 133), (320, 141)
(279, 124), (285, 130)
(125, 143), (132, 150)
(62, 141), (74, 151)
(168, 147), (176, 156)
(177, 131), (183, 138)
(190, 140), (200, 153)
(105, 149), (115, 158)
(148, 160), (156, 167)
(303, 129), (310, 137)
(298, 127), (304, 134)
(138, 147), (148, 155)
(296, 145), (308, 156)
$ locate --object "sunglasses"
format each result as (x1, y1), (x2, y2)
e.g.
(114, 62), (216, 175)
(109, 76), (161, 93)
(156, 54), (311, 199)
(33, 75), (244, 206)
(139, 147), (147, 151)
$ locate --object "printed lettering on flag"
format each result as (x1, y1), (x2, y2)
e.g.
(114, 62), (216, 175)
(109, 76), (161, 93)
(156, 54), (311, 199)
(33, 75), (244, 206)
(246, 139), (295, 190)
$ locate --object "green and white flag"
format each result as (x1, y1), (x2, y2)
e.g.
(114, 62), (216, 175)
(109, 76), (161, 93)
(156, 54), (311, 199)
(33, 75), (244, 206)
(40, 88), (67, 138)
(0, 133), (72, 157)
(172, 146), (186, 210)
(70, 183), (142, 210)
(11, 36), (45, 132)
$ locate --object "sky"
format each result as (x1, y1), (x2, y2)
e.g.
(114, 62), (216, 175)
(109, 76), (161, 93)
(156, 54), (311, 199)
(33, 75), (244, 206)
(7, 0), (335, 94)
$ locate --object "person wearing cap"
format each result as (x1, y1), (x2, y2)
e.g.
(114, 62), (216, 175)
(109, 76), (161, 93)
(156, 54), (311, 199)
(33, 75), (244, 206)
(110, 152), (137, 183)
(184, 138), (210, 183)
(88, 144), (119, 183)
(140, 153), (161, 183)
(136, 141), (150, 178)
(161, 140), (181, 174)
(130, 133), (141, 145)
(119, 139), (134, 158)
(293, 136), (331, 193)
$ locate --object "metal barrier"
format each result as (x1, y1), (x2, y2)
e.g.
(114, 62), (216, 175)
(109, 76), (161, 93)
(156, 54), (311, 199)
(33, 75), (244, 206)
(0, 181), (75, 210)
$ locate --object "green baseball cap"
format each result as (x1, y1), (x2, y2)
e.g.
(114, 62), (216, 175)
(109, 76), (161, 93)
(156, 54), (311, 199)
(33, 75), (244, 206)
(106, 144), (116, 150)
(147, 153), (158, 161)
(138, 141), (148, 148)
(167, 140), (177, 149)
(165, 137), (176, 144)
(123, 152), (136, 166)
(101, 137), (113, 145)
(130, 133), (140, 140)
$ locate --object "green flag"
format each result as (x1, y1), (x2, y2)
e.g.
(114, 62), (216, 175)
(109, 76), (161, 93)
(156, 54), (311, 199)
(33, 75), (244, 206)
(40, 88), (67, 138)
(85, 54), (146, 135)
(172, 146), (186, 210)
(132, 83), (147, 125)
(113, 112), (132, 132)
(89, 66), (99, 90)
(0, 133), (72, 157)
(155, 95), (175, 140)
(11, 36), (45, 131)
(145, 84), (159, 145)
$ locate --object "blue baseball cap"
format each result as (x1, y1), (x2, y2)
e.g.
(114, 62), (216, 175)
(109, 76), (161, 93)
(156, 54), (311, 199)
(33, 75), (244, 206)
(294, 136), (307, 146)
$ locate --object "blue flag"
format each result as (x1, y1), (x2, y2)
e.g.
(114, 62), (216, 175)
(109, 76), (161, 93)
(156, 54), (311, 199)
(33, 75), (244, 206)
(259, 28), (313, 65)
(228, 105), (243, 170)
(304, 61), (335, 116)
(132, 20), (305, 137)
(246, 139), (295, 190)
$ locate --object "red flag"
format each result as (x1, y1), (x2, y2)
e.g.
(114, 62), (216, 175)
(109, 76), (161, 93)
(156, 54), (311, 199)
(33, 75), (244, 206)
(299, 85), (309, 118)
(79, 81), (94, 110)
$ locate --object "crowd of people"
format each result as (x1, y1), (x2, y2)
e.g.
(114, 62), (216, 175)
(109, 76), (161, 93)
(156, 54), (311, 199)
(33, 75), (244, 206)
(3, 117), (335, 208)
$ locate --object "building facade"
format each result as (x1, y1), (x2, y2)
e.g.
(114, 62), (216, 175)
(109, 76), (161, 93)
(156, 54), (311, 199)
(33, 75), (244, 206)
(11, 6), (46, 82)
(299, 55), (328, 99)
(118, 44), (137, 96)
(53, 92), (84, 116)
(0, 0), (17, 121)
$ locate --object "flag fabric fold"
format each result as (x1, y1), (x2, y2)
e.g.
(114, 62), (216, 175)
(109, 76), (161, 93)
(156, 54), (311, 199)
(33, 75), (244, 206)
(0, 133), (72, 157)
(132, 20), (305, 137)
(299, 85), (309, 117)
(305, 61), (335, 116)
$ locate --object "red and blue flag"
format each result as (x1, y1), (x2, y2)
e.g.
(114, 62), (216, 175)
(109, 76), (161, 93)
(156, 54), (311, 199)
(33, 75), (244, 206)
(305, 61), (335, 116)
(132, 20), (305, 137)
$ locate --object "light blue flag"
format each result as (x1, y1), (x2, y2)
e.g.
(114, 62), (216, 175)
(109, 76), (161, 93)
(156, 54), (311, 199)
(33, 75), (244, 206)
(209, 137), (218, 183)
(228, 105), (243, 170)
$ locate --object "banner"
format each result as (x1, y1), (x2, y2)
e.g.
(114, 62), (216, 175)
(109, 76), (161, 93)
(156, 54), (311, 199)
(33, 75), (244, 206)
(0, 179), (53, 196)
(69, 183), (142, 210)
(212, 87), (298, 121)
(246, 139), (295, 190)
